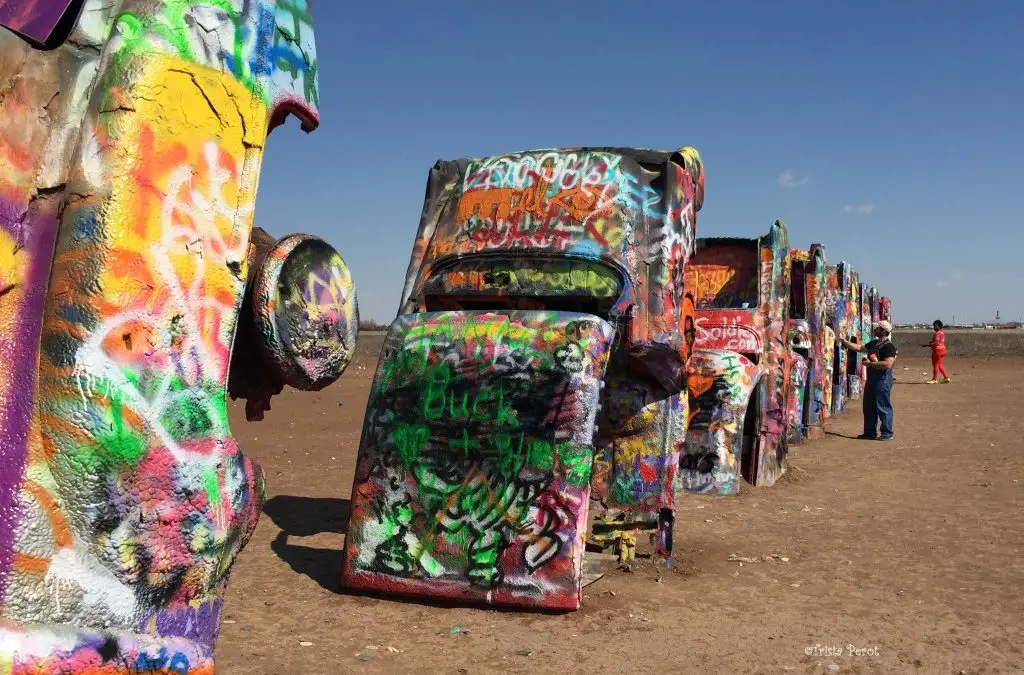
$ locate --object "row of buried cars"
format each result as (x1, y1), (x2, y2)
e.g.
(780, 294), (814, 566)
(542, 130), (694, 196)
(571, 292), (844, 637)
(339, 146), (892, 610)
(0, 6), (890, 669)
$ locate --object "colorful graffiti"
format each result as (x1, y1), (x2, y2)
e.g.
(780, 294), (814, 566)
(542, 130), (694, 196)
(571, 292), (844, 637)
(686, 232), (885, 494)
(828, 263), (853, 414)
(821, 324), (836, 416)
(590, 360), (687, 563)
(442, 150), (700, 262)
(0, 626), (213, 675)
(682, 350), (758, 495)
(847, 272), (865, 400)
(0, 1), (352, 670)
(693, 310), (761, 353)
(822, 264), (889, 415)
(400, 148), (704, 363)
(787, 348), (810, 442)
(802, 245), (829, 439)
(383, 148), (704, 572)
(229, 230), (358, 420)
(880, 296), (892, 324)
(787, 245), (829, 441)
(684, 221), (792, 494)
(341, 312), (614, 609)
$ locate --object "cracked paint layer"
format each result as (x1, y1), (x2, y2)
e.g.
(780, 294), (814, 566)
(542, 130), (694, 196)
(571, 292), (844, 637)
(0, 1), (352, 672)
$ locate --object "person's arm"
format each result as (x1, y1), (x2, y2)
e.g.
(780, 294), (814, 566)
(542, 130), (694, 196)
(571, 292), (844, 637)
(840, 337), (865, 353)
(865, 356), (895, 371)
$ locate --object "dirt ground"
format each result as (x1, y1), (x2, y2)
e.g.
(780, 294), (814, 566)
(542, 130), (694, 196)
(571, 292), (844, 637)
(216, 335), (1024, 674)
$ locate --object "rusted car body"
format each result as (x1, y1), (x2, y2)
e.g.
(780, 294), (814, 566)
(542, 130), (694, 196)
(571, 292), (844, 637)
(340, 147), (705, 609)
(682, 220), (792, 495)
(0, 1), (357, 671)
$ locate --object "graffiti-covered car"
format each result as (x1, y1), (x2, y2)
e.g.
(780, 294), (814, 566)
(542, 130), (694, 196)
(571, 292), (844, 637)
(876, 299), (892, 325)
(682, 220), (793, 495)
(787, 245), (829, 442)
(847, 270), (869, 400)
(880, 296), (892, 324)
(826, 262), (856, 414)
(340, 147), (705, 609)
(0, 1), (356, 671)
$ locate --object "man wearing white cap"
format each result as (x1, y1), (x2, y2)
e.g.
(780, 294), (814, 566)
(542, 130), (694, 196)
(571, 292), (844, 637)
(840, 321), (898, 440)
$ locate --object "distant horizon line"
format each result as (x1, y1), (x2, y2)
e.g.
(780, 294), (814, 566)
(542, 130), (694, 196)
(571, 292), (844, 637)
(351, 316), (1024, 328)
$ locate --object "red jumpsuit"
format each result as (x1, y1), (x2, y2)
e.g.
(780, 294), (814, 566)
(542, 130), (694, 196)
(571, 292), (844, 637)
(928, 330), (949, 380)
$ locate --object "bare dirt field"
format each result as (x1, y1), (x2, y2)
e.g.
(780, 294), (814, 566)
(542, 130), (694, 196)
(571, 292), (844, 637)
(893, 329), (1024, 359)
(217, 333), (1024, 674)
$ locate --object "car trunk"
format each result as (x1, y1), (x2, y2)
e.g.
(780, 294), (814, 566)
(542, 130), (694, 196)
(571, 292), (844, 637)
(341, 310), (614, 610)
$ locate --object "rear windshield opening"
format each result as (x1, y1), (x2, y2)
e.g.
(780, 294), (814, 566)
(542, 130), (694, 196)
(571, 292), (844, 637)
(687, 242), (759, 310)
(790, 262), (807, 318)
(419, 256), (624, 320)
(423, 295), (617, 320)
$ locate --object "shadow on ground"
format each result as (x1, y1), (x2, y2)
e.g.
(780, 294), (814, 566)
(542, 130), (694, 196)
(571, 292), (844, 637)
(825, 430), (865, 440)
(263, 496), (350, 591)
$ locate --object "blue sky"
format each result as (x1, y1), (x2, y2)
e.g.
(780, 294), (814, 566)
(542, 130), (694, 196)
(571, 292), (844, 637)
(254, 0), (1024, 325)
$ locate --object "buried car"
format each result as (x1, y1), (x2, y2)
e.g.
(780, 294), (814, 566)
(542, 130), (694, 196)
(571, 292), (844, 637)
(682, 220), (793, 495)
(880, 295), (892, 323)
(0, 1), (356, 672)
(827, 262), (858, 415)
(786, 245), (829, 442)
(340, 146), (705, 609)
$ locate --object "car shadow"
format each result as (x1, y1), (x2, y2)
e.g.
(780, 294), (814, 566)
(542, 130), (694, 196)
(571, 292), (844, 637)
(262, 496), (349, 592)
(825, 431), (867, 440)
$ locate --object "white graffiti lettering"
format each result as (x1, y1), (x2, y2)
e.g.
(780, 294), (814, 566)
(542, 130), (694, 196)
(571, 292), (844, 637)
(694, 316), (759, 352)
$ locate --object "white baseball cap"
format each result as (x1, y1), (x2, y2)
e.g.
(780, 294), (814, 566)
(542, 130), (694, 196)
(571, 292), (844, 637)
(875, 320), (892, 334)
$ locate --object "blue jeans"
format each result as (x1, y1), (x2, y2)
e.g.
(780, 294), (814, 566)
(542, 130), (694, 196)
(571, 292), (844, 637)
(863, 380), (894, 438)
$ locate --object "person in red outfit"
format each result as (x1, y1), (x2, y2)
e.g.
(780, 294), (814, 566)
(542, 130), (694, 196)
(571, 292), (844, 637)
(923, 320), (951, 384)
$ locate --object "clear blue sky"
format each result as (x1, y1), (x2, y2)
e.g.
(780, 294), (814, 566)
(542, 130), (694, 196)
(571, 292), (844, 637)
(254, 0), (1024, 325)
